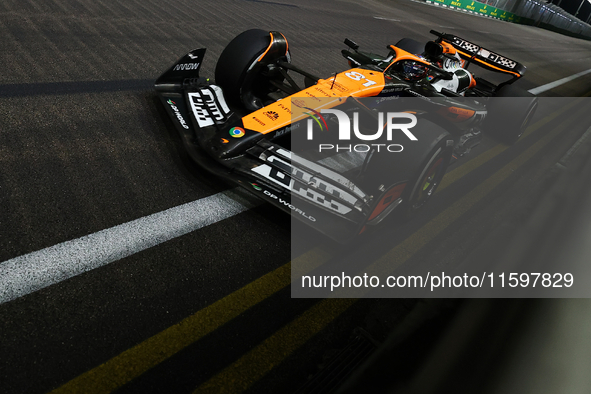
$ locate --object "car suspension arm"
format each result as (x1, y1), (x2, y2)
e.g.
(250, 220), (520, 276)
(277, 61), (321, 84)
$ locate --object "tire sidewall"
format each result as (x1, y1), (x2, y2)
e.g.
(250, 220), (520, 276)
(214, 29), (272, 106)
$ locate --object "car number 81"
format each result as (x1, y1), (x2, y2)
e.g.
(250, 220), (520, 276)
(344, 71), (377, 87)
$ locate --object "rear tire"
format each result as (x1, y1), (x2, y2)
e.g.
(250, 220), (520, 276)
(361, 118), (453, 219)
(485, 85), (538, 144)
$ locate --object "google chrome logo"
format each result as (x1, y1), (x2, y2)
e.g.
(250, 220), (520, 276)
(229, 127), (245, 138)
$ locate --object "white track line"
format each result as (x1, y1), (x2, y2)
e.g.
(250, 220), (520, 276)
(528, 68), (591, 95)
(0, 189), (259, 304)
(374, 16), (401, 22)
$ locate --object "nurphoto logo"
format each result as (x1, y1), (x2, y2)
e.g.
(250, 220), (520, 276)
(305, 108), (418, 153)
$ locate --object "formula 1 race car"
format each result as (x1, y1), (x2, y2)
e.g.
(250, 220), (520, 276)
(155, 29), (538, 242)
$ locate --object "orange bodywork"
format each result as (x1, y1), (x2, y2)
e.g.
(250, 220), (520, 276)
(241, 44), (484, 134)
(242, 68), (385, 134)
(437, 106), (476, 122)
(242, 46), (434, 134)
(440, 41), (457, 55)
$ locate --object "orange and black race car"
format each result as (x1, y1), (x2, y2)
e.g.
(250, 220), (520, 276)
(155, 29), (538, 242)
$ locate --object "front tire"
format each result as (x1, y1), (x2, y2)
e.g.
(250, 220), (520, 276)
(214, 29), (289, 111)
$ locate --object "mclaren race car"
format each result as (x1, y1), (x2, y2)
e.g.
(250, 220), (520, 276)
(155, 29), (538, 242)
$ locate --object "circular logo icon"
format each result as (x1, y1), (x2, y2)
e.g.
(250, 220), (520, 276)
(229, 127), (245, 138)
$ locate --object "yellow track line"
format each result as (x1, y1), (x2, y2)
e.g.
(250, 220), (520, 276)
(50, 246), (335, 394)
(49, 265), (292, 394)
(50, 98), (585, 394)
(194, 101), (589, 392)
(195, 298), (357, 394)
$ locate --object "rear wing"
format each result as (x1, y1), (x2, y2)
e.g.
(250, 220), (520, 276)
(430, 30), (525, 79)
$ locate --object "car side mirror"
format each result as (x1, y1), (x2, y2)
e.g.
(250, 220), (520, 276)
(344, 38), (359, 51)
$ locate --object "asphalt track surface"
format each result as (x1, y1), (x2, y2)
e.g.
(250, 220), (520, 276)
(2, 0), (591, 393)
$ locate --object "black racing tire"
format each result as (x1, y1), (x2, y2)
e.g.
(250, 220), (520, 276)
(394, 38), (425, 55)
(361, 118), (453, 219)
(485, 84), (538, 144)
(215, 29), (288, 110)
(215, 29), (270, 108)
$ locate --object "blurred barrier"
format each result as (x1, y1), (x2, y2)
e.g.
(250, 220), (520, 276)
(426, 0), (521, 21)
(424, 0), (591, 40)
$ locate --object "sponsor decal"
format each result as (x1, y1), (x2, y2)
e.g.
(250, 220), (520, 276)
(173, 63), (200, 71)
(480, 50), (516, 69)
(381, 86), (406, 93)
(252, 117), (266, 127)
(274, 126), (290, 138)
(452, 38), (516, 69)
(221, 138), (229, 144)
(328, 81), (350, 92)
(293, 99), (307, 107)
(252, 155), (356, 215)
(187, 86), (231, 128)
(250, 183), (262, 191)
(277, 102), (292, 114)
(229, 127), (245, 138)
(261, 189), (316, 221)
(166, 99), (190, 129)
(304, 91), (322, 102)
(443, 58), (461, 70)
(313, 86), (333, 97)
(274, 122), (299, 140)
(375, 96), (400, 104)
(264, 110), (279, 121)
